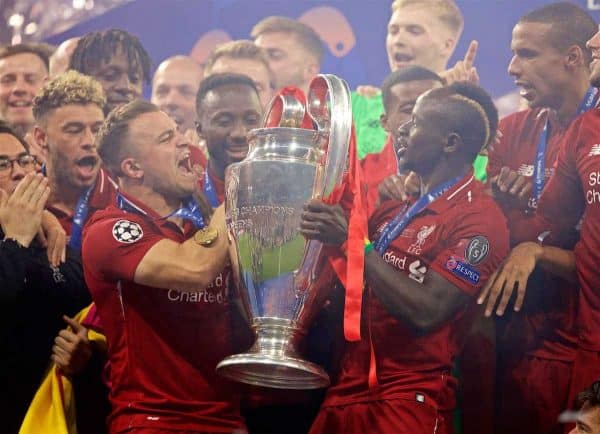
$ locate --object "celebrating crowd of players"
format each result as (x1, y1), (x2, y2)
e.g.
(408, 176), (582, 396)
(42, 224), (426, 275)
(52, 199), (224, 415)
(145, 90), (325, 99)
(1, 0), (600, 433)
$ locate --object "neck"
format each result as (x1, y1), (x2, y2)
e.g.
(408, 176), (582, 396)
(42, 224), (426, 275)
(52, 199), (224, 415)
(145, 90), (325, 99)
(121, 181), (182, 218)
(207, 159), (225, 181)
(419, 160), (470, 196)
(47, 174), (85, 214)
(556, 74), (591, 128)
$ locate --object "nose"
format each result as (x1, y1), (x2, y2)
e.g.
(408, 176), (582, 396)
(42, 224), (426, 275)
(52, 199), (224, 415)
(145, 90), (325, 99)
(507, 55), (520, 77)
(230, 120), (248, 143)
(12, 75), (34, 96)
(10, 160), (26, 180)
(114, 75), (140, 100)
(81, 127), (96, 151)
(587, 28), (600, 50)
(175, 130), (190, 149)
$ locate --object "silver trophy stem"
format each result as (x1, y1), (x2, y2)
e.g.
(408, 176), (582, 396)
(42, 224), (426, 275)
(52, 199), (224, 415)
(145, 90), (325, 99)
(216, 317), (329, 389)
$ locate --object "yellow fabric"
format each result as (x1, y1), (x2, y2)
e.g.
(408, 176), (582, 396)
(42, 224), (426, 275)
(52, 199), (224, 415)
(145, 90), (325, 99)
(19, 304), (106, 434)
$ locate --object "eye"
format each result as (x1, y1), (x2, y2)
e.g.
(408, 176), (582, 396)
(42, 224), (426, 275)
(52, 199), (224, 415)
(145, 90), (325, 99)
(406, 25), (425, 36)
(0, 159), (11, 170)
(64, 124), (84, 134)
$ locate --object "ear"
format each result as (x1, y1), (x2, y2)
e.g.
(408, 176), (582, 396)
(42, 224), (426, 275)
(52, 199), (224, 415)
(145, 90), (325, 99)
(380, 113), (389, 131)
(444, 132), (462, 154)
(33, 125), (48, 151)
(441, 36), (456, 61)
(120, 158), (144, 180)
(565, 45), (585, 69)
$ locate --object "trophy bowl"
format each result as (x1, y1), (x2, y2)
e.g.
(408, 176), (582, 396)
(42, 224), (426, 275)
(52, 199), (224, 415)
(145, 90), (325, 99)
(216, 75), (352, 389)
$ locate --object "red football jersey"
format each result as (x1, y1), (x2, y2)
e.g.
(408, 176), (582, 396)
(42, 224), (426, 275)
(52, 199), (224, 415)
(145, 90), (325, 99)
(360, 136), (398, 217)
(533, 108), (600, 351)
(321, 173), (509, 411)
(82, 191), (244, 432)
(46, 167), (119, 236)
(489, 109), (578, 361)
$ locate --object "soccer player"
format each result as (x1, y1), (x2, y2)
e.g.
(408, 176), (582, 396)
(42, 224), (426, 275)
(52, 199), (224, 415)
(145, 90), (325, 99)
(69, 29), (152, 115)
(352, 0), (469, 158)
(252, 16), (323, 96)
(203, 40), (275, 108)
(362, 66), (443, 214)
(82, 99), (245, 433)
(195, 73), (263, 206)
(31, 70), (113, 244)
(485, 4), (597, 433)
(479, 24), (600, 432)
(151, 55), (203, 134)
(301, 82), (509, 434)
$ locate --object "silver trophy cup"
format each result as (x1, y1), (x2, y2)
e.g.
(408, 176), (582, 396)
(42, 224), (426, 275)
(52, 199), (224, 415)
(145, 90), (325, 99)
(216, 75), (352, 389)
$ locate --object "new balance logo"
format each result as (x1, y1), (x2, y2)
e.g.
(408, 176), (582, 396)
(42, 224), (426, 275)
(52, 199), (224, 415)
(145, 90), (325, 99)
(589, 144), (600, 156)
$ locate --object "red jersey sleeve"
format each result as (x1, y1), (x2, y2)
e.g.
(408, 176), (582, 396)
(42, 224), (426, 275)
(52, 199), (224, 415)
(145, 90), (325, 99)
(429, 207), (509, 297)
(82, 214), (164, 282)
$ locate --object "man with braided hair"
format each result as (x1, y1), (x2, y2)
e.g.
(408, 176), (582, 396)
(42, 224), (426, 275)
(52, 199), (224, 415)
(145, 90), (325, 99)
(70, 29), (152, 115)
(300, 82), (509, 434)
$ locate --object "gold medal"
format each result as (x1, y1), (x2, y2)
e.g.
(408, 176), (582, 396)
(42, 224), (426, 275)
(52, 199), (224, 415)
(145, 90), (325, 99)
(194, 228), (219, 246)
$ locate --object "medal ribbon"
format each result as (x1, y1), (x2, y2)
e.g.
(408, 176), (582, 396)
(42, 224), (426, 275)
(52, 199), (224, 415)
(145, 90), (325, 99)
(532, 87), (598, 203)
(374, 175), (464, 254)
(69, 186), (93, 250)
(203, 170), (221, 208)
(116, 192), (205, 229)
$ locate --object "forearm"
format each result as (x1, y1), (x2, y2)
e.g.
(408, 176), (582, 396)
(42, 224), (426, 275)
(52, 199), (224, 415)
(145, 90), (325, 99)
(134, 232), (229, 292)
(364, 251), (460, 334)
(537, 245), (577, 284)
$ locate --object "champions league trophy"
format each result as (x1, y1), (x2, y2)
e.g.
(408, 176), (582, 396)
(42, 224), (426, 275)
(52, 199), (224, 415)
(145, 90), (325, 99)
(215, 75), (352, 389)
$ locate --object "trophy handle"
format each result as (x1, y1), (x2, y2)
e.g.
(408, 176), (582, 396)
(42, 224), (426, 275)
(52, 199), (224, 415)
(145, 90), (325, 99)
(307, 74), (352, 198)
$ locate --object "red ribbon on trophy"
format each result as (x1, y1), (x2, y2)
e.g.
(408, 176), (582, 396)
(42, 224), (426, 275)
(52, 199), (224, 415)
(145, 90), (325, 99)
(265, 85), (368, 345)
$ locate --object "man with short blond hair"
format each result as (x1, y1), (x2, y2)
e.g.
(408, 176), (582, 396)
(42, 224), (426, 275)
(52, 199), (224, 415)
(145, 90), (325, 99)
(204, 39), (274, 107)
(388, 0), (464, 73)
(252, 16), (323, 95)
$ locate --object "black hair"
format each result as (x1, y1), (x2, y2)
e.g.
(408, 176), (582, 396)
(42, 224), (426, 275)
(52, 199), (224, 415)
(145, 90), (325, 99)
(424, 81), (498, 162)
(69, 29), (152, 83)
(519, 2), (597, 64)
(196, 73), (259, 113)
(381, 66), (443, 111)
(0, 43), (51, 71)
(96, 99), (158, 174)
(0, 119), (30, 153)
(576, 380), (600, 410)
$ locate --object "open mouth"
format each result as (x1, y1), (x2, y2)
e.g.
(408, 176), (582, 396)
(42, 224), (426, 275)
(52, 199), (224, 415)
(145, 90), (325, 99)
(515, 81), (535, 99)
(394, 52), (414, 64)
(8, 100), (32, 109)
(75, 155), (99, 179)
(177, 154), (195, 177)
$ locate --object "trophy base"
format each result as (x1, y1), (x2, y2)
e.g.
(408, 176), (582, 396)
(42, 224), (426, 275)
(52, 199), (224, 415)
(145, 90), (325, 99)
(216, 317), (330, 389)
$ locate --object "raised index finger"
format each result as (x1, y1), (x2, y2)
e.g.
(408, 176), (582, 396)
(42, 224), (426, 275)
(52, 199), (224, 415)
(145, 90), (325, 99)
(464, 40), (478, 70)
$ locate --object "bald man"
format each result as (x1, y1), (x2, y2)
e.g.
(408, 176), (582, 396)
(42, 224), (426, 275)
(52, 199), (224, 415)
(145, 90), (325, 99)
(49, 37), (80, 77)
(151, 55), (203, 133)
